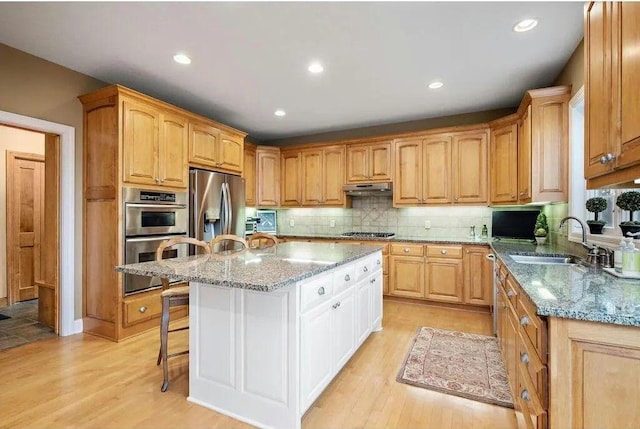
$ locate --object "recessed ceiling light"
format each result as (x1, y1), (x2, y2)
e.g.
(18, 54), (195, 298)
(308, 62), (324, 74)
(428, 81), (444, 89)
(513, 18), (538, 32)
(173, 53), (191, 65)
(274, 110), (286, 117)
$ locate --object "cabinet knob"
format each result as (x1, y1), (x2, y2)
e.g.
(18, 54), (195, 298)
(511, 194), (516, 199)
(377, 259), (381, 265)
(520, 315), (530, 326)
(344, 275), (350, 282)
(332, 301), (341, 309)
(599, 153), (616, 164)
(138, 306), (147, 314)
(370, 278), (375, 283)
(507, 290), (516, 298)
(403, 248), (410, 253)
(441, 249), (447, 255)
(520, 389), (530, 401)
(519, 191), (526, 196)
(317, 286), (325, 296)
(363, 266), (368, 273)
(520, 352), (530, 364)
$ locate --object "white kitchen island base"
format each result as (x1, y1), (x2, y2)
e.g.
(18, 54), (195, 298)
(188, 251), (383, 429)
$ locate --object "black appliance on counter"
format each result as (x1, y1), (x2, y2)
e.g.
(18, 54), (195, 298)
(491, 210), (541, 241)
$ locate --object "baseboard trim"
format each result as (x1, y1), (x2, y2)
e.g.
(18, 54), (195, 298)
(0, 297), (7, 308)
(383, 295), (491, 314)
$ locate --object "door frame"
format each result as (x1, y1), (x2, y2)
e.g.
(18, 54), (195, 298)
(0, 110), (77, 336)
(6, 151), (45, 305)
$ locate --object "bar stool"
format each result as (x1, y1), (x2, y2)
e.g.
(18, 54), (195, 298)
(156, 236), (211, 392)
(247, 232), (279, 249)
(209, 234), (248, 253)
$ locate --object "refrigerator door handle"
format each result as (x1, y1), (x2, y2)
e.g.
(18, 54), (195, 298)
(221, 182), (230, 235)
(226, 183), (233, 236)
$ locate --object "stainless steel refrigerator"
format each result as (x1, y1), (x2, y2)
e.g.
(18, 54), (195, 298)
(189, 169), (245, 253)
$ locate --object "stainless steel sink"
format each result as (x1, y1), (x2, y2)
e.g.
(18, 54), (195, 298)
(510, 254), (583, 265)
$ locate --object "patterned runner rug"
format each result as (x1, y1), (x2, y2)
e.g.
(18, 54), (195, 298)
(397, 326), (513, 408)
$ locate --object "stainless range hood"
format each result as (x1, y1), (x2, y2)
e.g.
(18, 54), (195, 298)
(343, 182), (392, 196)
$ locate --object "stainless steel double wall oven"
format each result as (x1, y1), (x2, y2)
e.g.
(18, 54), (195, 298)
(123, 188), (188, 295)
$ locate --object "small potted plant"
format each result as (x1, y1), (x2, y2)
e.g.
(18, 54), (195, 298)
(534, 212), (549, 245)
(586, 197), (607, 234)
(616, 191), (640, 236)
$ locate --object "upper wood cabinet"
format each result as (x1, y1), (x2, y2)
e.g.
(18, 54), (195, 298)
(188, 122), (244, 175)
(345, 141), (392, 183)
(281, 150), (302, 207)
(299, 145), (346, 207)
(244, 144), (256, 206)
(518, 87), (569, 203)
(490, 117), (519, 204)
(394, 127), (488, 207)
(122, 99), (188, 189)
(256, 146), (280, 207)
(585, 2), (640, 188)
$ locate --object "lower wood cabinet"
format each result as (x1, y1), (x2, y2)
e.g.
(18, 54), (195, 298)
(463, 246), (493, 305)
(389, 255), (425, 298)
(424, 257), (463, 303)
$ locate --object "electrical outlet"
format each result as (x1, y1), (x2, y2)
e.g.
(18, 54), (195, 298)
(329, 219), (336, 228)
(424, 220), (431, 229)
(289, 219), (295, 227)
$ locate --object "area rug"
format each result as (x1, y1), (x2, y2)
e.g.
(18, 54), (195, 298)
(397, 327), (513, 408)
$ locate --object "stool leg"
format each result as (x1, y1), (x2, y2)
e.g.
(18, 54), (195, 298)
(160, 295), (170, 392)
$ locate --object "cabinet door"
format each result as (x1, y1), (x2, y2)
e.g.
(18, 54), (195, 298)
(496, 287), (506, 350)
(189, 121), (219, 167)
(585, 1), (614, 178)
(453, 131), (488, 204)
(256, 147), (280, 207)
(463, 246), (492, 306)
(422, 136), (452, 204)
(322, 146), (345, 205)
(613, 2), (640, 169)
(505, 306), (519, 395)
(518, 106), (532, 202)
(219, 133), (243, 174)
(370, 273), (383, 329)
(158, 112), (188, 188)
(393, 140), (423, 205)
(244, 146), (257, 206)
(490, 123), (518, 204)
(370, 141), (392, 182)
(301, 301), (333, 411)
(346, 145), (369, 183)
(389, 256), (424, 298)
(281, 151), (301, 206)
(356, 279), (371, 346)
(301, 150), (323, 206)
(122, 100), (159, 186)
(425, 258), (463, 303)
(332, 287), (356, 370)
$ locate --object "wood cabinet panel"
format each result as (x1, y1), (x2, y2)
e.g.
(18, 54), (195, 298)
(244, 145), (257, 206)
(281, 151), (301, 206)
(453, 131), (488, 203)
(518, 106), (532, 201)
(322, 146), (345, 205)
(189, 121), (219, 167)
(424, 258), (463, 303)
(159, 113), (188, 188)
(219, 133), (243, 174)
(389, 256), (424, 299)
(369, 142), (392, 181)
(346, 141), (392, 183)
(425, 245), (462, 259)
(463, 246), (492, 306)
(122, 100), (158, 186)
(490, 122), (518, 204)
(301, 150), (323, 206)
(422, 136), (451, 204)
(346, 145), (368, 182)
(394, 140), (423, 205)
(256, 147), (280, 207)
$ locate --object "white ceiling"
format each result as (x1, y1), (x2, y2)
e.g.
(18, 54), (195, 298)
(0, 2), (584, 141)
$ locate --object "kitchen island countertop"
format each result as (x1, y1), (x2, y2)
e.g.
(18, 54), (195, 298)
(116, 241), (382, 292)
(278, 233), (490, 245)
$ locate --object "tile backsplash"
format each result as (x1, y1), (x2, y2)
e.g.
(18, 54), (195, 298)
(274, 197), (494, 238)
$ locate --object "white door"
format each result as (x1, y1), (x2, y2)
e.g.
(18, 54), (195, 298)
(356, 279), (371, 346)
(332, 287), (356, 370)
(300, 300), (333, 411)
(371, 273), (383, 330)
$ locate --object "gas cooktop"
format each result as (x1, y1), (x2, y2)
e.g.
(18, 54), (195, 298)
(341, 232), (396, 239)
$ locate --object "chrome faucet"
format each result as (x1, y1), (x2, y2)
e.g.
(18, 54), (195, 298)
(559, 216), (614, 267)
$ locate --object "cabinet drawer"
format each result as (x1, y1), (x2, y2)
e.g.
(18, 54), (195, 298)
(517, 360), (547, 429)
(504, 276), (519, 309)
(123, 293), (163, 327)
(426, 245), (462, 259)
(369, 253), (384, 272)
(517, 296), (547, 362)
(301, 273), (334, 312)
(391, 243), (424, 256)
(518, 330), (548, 409)
(333, 264), (356, 293)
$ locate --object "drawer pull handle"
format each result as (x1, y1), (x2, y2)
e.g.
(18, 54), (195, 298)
(507, 290), (516, 298)
(520, 389), (530, 401)
(332, 301), (341, 310)
(520, 352), (530, 364)
(520, 315), (530, 326)
(370, 278), (375, 284)
(344, 275), (351, 282)
(403, 248), (410, 253)
(441, 249), (447, 254)
(377, 259), (381, 265)
(317, 287), (325, 296)
(363, 266), (368, 273)
(138, 306), (147, 314)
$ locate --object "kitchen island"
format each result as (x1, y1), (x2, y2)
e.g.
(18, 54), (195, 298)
(117, 241), (384, 429)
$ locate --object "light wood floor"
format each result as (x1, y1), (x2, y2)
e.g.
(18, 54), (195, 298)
(0, 299), (517, 429)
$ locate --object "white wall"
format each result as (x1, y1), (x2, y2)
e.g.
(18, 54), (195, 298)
(0, 125), (45, 300)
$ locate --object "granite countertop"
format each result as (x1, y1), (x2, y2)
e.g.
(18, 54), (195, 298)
(491, 241), (640, 327)
(116, 242), (382, 292)
(278, 233), (491, 245)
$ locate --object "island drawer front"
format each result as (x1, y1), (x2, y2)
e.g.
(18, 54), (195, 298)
(333, 264), (357, 293)
(354, 253), (380, 280)
(369, 253), (384, 273)
(301, 273), (334, 312)
(426, 245), (463, 259)
(517, 296), (546, 363)
(123, 293), (163, 326)
(391, 244), (424, 256)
